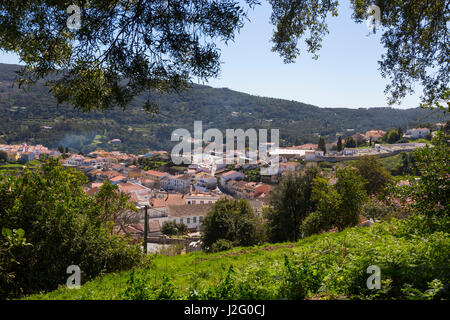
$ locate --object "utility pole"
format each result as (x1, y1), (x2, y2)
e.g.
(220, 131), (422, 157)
(143, 205), (148, 255)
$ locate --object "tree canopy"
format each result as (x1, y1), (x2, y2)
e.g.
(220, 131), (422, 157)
(0, 0), (448, 111)
(0, 157), (142, 298)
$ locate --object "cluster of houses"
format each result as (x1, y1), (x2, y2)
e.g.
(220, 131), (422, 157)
(57, 150), (271, 238)
(0, 143), (61, 162)
(2, 123), (444, 245)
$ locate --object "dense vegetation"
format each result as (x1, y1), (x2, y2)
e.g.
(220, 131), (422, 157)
(24, 215), (450, 300)
(1, 63), (447, 154)
(0, 158), (142, 299)
(201, 198), (264, 251)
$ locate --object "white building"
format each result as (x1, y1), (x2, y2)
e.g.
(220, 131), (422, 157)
(220, 170), (245, 186)
(405, 128), (430, 139)
(185, 192), (220, 205)
(343, 148), (358, 156)
(167, 204), (214, 230)
(161, 174), (191, 192)
(194, 172), (217, 191)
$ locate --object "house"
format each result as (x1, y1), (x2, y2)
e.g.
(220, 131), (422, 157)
(19, 152), (35, 163)
(352, 133), (368, 145)
(118, 182), (153, 202)
(405, 128), (430, 139)
(66, 154), (85, 166)
(291, 143), (318, 150)
(161, 174), (191, 192)
(220, 170), (245, 186)
(343, 148), (358, 156)
(167, 203), (214, 231)
(144, 170), (170, 186)
(185, 192), (220, 205)
(304, 150), (316, 161)
(241, 182), (271, 199)
(110, 175), (127, 184)
(226, 180), (248, 198)
(365, 130), (386, 142)
(194, 172), (217, 191)
(278, 161), (301, 173)
(149, 193), (186, 208)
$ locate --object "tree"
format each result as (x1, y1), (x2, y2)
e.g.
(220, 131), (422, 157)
(161, 220), (188, 236)
(300, 168), (368, 236)
(386, 129), (400, 144)
(265, 168), (317, 242)
(354, 156), (392, 195)
(334, 167), (368, 230)
(406, 132), (449, 218)
(337, 136), (343, 152)
(318, 137), (326, 154)
(301, 176), (341, 237)
(399, 152), (418, 176)
(0, 157), (141, 298)
(0, 0), (259, 111)
(0, 151), (7, 162)
(345, 136), (356, 148)
(93, 181), (139, 235)
(201, 198), (262, 250)
(0, 1), (447, 111)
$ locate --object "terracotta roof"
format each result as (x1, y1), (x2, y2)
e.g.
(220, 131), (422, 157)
(149, 194), (186, 208)
(91, 182), (104, 189)
(118, 182), (149, 192)
(168, 203), (214, 217)
(85, 187), (100, 196)
(289, 143), (318, 150)
(222, 170), (240, 177)
(145, 170), (169, 177)
(365, 130), (386, 138)
(110, 175), (126, 182)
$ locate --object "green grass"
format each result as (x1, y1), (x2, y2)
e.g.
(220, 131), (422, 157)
(24, 216), (450, 300)
(378, 152), (404, 172)
(0, 163), (25, 170)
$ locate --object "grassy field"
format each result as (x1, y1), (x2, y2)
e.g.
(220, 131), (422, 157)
(25, 216), (450, 300)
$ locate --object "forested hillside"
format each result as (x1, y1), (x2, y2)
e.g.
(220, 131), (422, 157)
(0, 63), (446, 154)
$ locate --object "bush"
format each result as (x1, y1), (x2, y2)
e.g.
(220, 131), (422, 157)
(300, 211), (324, 237)
(0, 158), (142, 298)
(161, 221), (188, 236)
(210, 239), (234, 253)
(201, 198), (263, 251)
(362, 199), (394, 221)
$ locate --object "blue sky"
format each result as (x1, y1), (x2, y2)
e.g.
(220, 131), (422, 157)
(0, 1), (422, 109)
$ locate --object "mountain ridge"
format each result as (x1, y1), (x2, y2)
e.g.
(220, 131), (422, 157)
(0, 63), (446, 154)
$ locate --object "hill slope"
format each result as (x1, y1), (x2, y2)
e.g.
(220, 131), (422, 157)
(25, 217), (450, 300)
(0, 63), (446, 154)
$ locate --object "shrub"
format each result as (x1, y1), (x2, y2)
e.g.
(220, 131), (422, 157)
(0, 158), (142, 298)
(161, 221), (188, 236)
(201, 198), (263, 250)
(210, 239), (234, 253)
(362, 199), (394, 221)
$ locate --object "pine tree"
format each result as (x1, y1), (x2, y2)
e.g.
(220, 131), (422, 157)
(337, 136), (343, 152)
(345, 137), (356, 148)
(318, 137), (326, 154)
